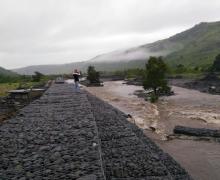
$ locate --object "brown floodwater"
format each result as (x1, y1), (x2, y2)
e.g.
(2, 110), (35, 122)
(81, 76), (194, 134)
(83, 80), (220, 180)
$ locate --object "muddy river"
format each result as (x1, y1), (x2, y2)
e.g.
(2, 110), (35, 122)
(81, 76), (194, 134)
(82, 80), (220, 180)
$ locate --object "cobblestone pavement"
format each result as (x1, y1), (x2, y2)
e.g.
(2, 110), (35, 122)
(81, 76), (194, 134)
(0, 84), (192, 180)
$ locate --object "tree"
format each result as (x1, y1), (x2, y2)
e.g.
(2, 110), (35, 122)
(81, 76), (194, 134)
(143, 56), (169, 96)
(212, 54), (220, 72)
(87, 66), (100, 83)
(32, 71), (44, 82)
(175, 64), (186, 74)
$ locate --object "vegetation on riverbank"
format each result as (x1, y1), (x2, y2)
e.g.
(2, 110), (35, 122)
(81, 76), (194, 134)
(0, 81), (49, 97)
(1, 52), (220, 98)
(95, 54), (220, 101)
(99, 53), (220, 79)
(143, 57), (171, 102)
(0, 71), (53, 97)
(0, 83), (19, 97)
(87, 66), (100, 84)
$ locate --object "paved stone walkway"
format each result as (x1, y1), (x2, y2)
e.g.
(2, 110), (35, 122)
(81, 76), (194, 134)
(0, 84), (192, 180)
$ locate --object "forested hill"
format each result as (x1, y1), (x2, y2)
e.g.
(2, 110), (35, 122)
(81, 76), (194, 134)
(165, 21), (220, 66)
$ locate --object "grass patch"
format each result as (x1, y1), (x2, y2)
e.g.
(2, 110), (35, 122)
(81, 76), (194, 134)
(0, 83), (20, 97)
(0, 80), (48, 97)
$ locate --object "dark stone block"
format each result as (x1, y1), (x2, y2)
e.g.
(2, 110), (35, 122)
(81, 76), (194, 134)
(174, 125), (220, 138)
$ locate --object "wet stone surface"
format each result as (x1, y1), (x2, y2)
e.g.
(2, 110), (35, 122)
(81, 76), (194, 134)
(0, 83), (192, 179)
(87, 93), (192, 180)
(0, 84), (104, 180)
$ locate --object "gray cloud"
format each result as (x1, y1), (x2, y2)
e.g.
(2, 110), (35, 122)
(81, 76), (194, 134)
(0, 0), (220, 69)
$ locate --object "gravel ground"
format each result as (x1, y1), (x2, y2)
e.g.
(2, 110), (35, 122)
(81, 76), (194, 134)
(87, 93), (192, 180)
(0, 84), (104, 180)
(0, 83), (192, 179)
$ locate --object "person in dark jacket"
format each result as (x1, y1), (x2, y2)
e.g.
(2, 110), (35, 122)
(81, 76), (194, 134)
(73, 69), (80, 92)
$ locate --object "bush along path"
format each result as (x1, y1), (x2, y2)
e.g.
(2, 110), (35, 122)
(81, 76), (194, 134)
(0, 83), (192, 180)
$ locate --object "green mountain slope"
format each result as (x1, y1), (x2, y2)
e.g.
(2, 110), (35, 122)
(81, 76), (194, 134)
(89, 21), (220, 68)
(165, 21), (220, 67)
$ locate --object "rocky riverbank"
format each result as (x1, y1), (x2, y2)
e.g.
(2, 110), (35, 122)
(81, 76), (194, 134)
(169, 75), (220, 95)
(0, 97), (24, 123)
(85, 80), (220, 180)
(123, 74), (220, 95)
(87, 92), (191, 179)
(0, 83), (191, 179)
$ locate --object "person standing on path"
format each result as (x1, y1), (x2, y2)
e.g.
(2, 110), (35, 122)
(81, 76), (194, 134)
(73, 69), (80, 92)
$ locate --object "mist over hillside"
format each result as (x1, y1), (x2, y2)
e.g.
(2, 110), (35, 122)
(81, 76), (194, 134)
(0, 66), (17, 76)
(12, 21), (220, 75)
(12, 62), (87, 75)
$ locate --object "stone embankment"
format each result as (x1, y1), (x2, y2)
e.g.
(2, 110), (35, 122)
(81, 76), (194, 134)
(0, 83), (192, 179)
(88, 94), (192, 180)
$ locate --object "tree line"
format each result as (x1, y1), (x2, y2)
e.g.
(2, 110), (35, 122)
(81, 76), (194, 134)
(87, 53), (220, 102)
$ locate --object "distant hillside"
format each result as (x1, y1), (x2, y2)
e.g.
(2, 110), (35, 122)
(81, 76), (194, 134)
(13, 60), (147, 75)
(166, 21), (220, 66)
(88, 21), (220, 67)
(13, 21), (220, 75)
(0, 66), (17, 76)
(13, 62), (87, 75)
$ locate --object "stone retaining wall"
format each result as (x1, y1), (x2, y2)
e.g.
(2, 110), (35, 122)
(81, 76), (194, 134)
(0, 84), (192, 179)
(87, 93), (192, 180)
(0, 84), (105, 179)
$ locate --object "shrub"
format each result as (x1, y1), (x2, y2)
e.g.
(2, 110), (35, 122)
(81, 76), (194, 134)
(143, 56), (169, 100)
(150, 94), (158, 103)
(87, 66), (100, 83)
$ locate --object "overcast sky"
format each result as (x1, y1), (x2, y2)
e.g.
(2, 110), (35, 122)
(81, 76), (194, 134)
(0, 0), (220, 69)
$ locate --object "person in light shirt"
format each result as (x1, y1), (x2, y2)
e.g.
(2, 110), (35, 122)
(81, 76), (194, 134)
(72, 69), (80, 92)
